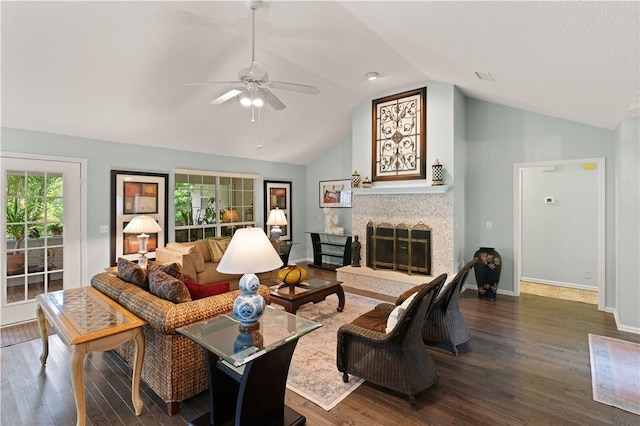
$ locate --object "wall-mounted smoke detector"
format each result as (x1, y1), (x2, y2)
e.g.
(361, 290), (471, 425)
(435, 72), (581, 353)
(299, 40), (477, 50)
(366, 72), (379, 81)
(474, 71), (495, 82)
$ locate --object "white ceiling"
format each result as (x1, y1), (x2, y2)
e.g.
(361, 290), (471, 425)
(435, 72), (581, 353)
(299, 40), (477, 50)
(2, 1), (638, 165)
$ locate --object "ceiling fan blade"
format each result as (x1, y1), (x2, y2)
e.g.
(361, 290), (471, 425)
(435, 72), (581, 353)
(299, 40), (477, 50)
(261, 88), (286, 110)
(249, 61), (269, 81)
(269, 80), (319, 95)
(186, 80), (242, 86)
(211, 89), (243, 105)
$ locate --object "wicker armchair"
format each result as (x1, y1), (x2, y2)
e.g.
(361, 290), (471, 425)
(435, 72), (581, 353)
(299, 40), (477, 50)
(423, 258), (477, 356)
(336, 274), (447, 409)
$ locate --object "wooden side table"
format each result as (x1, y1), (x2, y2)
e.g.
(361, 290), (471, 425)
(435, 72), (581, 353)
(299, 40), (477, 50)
(36, 287), (146, 426)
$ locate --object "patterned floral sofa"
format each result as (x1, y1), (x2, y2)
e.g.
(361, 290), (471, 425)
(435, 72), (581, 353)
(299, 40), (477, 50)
(90, 270), (271, 415)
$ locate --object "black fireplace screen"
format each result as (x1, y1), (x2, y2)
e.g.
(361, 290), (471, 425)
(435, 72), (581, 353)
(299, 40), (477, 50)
(366, 221), (432, 275)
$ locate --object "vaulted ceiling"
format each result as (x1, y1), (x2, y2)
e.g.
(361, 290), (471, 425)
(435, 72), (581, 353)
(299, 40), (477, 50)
(2, 1), (638, 165)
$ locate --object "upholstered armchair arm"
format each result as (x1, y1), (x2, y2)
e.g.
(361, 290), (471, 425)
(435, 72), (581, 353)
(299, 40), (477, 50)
(155, 247), (198, 279)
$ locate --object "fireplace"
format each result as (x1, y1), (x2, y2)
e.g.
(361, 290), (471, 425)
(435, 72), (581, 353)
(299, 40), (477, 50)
(366, 221), (432, 275)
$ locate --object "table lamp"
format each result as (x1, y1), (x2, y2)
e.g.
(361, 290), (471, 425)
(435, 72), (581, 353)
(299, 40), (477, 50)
(222, 208), (240, 223)
(266, 207), (287, 241)
(217, 228), (283, 327)
(122, 215), (162, 269)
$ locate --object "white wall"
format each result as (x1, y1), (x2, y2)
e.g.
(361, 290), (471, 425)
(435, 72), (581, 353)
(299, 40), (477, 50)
(614, 117), (640, 332)
(521, 163), (599, 287)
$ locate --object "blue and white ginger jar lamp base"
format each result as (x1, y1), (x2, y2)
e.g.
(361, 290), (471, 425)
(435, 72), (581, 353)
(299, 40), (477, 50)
(233, 273), (265, 327)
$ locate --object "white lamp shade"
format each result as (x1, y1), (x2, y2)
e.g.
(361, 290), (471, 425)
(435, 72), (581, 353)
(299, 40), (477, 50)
(122, 215), (162, 234)
(217, 228), (283, 274)
(266, 208), (287, 226)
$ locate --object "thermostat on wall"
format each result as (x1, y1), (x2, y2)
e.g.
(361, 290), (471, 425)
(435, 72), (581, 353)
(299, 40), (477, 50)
(544, 196), (554, 204)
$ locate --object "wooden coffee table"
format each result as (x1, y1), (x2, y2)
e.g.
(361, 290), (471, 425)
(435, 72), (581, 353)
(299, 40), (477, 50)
(36, 287), (146, 426)
(269, 277), (345, 314)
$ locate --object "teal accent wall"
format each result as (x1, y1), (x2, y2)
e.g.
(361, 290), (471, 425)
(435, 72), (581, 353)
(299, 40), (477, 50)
(1, 127), (306, 278)
(465, 98), (616, 303)
(614, 117), (640, 331)
(304, 134), (353, 262)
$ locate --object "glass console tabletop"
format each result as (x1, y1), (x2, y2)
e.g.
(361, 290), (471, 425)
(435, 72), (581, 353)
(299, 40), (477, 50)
(177, 305), (321, 367)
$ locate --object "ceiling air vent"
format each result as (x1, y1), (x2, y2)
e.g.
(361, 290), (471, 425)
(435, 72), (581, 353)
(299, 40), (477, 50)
(474, 71), (495, 82)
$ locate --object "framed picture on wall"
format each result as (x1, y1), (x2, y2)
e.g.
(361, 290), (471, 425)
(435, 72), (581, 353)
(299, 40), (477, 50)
(319, 179), (352, 208)
(264, 180), (292, 241)
(111, 170), (169, 266)
(371, 87), (427, 182)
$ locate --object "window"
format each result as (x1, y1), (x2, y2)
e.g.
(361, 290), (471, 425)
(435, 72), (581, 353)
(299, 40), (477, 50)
(174, 170), (258, 243)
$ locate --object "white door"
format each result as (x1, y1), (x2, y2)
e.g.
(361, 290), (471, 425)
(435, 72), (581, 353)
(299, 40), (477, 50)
(1, 156), (83, 325)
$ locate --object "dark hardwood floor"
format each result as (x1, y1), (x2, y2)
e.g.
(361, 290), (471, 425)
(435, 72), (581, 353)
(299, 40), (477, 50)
(2, 265), (639, 425)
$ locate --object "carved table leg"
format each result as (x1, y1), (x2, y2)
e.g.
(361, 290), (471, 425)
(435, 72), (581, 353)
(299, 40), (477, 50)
(70, 345), (88, 426)
(131, 329), (145, 415)
(36, 304), (49, 366)
(336, 285), (346, 312)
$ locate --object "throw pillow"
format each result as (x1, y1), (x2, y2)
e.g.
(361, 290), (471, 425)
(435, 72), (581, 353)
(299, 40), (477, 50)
(148, 270), (192, 304)
(184, 279), (231, 300)
(117, 258), (147, 288)
(148, 262), (183, 280)
(205, 237), (232, 263)
(385, 292), (417, 333)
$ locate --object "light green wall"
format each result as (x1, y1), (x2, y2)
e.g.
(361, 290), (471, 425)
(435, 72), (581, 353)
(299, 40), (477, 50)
(1, 127), (306, 278)
(614, 117), (640, 331)
(304, 134), (353, 261)
(465, 98), (616, 303)
(351, 81), (456, 189)
(453, 86), (467, 271)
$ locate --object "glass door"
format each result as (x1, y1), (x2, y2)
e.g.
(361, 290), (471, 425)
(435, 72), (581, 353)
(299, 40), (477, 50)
(2, 157), (82, 325)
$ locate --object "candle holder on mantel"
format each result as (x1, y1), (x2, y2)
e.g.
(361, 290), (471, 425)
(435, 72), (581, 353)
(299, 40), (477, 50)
(432, 159), (443, 186)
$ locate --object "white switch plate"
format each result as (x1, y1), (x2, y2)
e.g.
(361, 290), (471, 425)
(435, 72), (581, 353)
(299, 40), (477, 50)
(486, 221), (492, 229)
(99, 225), (109, 234)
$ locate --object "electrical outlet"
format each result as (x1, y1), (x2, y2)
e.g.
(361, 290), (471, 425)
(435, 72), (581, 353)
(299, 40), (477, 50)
(584, 271), (592, 279)
(99, 225), (109, 234)
(486, 221), (492, 229)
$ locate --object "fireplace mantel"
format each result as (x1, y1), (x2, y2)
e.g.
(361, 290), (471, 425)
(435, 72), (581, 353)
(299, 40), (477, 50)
(352, 185), (451, 195)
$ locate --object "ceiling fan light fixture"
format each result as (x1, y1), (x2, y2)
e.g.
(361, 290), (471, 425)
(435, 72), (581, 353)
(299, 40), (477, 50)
(239, 91), (253, 107)
(252, 90), (265, 107)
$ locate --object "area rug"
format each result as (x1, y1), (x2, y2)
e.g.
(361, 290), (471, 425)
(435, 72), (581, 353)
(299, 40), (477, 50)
(284, 293), (381, 410)
(1, 320), (54, 347)
(588, 334), (640, 415)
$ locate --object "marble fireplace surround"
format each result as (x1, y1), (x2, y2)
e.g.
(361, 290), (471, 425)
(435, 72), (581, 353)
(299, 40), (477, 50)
(337, 187), (454, 298)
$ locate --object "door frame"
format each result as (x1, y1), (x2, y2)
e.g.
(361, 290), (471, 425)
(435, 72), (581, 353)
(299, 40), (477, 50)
(513, 158), (605, 311)
(1, 151), (88, 318)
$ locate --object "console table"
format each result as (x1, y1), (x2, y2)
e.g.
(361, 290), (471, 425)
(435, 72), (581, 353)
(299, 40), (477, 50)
(177, 306), (321, 426)
(306, 231), (352, 271)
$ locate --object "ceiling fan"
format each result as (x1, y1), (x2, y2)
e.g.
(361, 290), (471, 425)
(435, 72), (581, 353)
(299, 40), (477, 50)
(188, 1), (319, 111)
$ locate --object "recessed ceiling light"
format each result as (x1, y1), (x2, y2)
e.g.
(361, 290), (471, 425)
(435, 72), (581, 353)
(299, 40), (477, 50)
(366, 72), (379, 81)
(474, 71), (495, 82)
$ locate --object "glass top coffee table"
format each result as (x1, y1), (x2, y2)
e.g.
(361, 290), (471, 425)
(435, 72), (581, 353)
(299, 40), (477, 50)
(269, 277), (345, 315)
(177, 306), (321, 426)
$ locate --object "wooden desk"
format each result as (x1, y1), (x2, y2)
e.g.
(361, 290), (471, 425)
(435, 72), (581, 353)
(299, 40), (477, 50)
(36, 287), (146, 426)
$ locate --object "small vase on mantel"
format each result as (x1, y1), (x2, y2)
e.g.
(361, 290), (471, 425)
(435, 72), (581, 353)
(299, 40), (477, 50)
(473, 247), (502, 301)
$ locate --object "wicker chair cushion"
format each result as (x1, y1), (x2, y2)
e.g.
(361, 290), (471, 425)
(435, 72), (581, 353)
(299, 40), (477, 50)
(351, 307), (390, 333)
(117, 258), (147, 288)
(149, 270), (192, 304)
(396, 283), (427, 305)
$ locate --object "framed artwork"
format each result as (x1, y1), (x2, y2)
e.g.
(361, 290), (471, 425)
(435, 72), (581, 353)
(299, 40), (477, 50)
(371, 87), (427, 182)
(111, 170), (169, 266)
(264, 180), (292, 241)
(319, 179), (352, 208)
